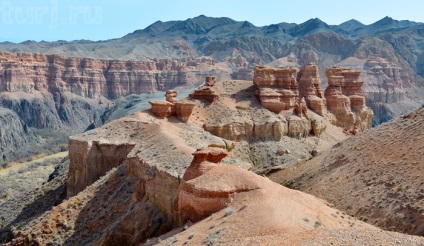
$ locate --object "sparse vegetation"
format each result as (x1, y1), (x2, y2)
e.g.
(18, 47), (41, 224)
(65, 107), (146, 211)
(235, 105), (250, 110)
(239, 204), (247, 211)
(223, 207), (233, 217)
(204, 228), (223, 246)
(314, 221), (322, 229)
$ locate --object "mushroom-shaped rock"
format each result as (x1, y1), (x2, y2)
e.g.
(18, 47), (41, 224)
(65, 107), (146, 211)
(149, 100), (174, 119)
(174, 147), (231, 222)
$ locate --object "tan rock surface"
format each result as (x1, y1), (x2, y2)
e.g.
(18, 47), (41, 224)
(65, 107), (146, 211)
(269, 105), (424, 235)
(155, 149), (424, 245)
(324, 66), (373, 130)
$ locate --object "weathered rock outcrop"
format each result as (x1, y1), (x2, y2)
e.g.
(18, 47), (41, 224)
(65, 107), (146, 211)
(174, 147), (230, 222)
(67, 138), (136, 197)
(297, 62), (327, 115)
(160, 147), (424, 245)
(253, 66), (298, 113)
(336, 56), (420, 126)
(149, 90), (196, 122)
(324, 66), (373, 130)
(253, 65), (373, 131)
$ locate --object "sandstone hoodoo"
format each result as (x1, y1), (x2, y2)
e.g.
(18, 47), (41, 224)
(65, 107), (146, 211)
(149, 90), (196, 122)
(253, 64), (373, 132)
(324, 66), (373, 130)
(253, 66), (298, 113)
(297, 62), (327, 116)
(189, 76), (218, 102)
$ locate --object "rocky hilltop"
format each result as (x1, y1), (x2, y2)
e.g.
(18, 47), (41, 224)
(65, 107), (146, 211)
(269, 105), (424, 235)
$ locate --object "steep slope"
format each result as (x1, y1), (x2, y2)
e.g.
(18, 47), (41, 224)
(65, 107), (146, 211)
(269, 105), (424, 235)
(0, 107), (37, 162)
(155, 148), (424, 245)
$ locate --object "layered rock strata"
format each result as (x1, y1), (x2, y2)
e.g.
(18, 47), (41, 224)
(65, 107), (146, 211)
(174, 147), (229, 222)
(324, 66), (373, 130)
(297, 62), (327, 115)
(149, 90), (195, 122)
(189, 77), (218, 102)
(253, 66), (298, 113)
(253, 65), (373, 131)
(0, 52), (217, 99)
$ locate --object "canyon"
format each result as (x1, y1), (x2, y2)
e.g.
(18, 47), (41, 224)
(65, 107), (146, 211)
(0, 15), (424, 245)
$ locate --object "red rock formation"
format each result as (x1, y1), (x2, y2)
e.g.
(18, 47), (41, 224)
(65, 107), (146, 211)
(324, 66), (373, 130)
(253, 66), (298, 113)
(174, 101), (196, 123)
(174, 147), (230, 222)
(297, 62), (327, 115)
(149, 100), (174, 119)
(294, 97), (308, 118)
(189, 87), (217, 102)
(0, 52), (218, 99)
(149, 90), (196, 122)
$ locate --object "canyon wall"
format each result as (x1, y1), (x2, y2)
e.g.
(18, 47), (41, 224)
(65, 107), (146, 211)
(0, 52), (224, 131)
(0, 52), (218, 99)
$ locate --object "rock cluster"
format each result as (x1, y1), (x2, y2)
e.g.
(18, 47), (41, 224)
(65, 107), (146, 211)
(189, 76), (217, 102)
(253, 64), (373, 131)
(324, 66), (373, 130)
(149, 90), (195, 122)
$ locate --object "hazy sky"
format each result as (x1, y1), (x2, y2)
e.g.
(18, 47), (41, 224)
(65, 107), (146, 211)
(1, 0), (423, 42)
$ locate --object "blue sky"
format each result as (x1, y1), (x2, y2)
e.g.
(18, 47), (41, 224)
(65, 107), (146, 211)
(1, 0), (423, 42)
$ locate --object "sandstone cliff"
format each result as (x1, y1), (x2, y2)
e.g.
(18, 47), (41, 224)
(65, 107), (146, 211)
(0, 52), (228, 131)
(0, 52), (223, 99)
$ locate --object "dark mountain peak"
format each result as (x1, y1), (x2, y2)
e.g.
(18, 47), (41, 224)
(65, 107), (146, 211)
(339, 19), (365, 32)
(289, 18), (331, 36)
(308, 18), (328, 26)
(241, 21), (255, 28)
(340, 19), (364, 27)
(373, 16), (395, 26)
(368, 16), (421, 33)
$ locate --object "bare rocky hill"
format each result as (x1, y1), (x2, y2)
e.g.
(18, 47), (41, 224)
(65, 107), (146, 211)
(269, 105), (424, 236)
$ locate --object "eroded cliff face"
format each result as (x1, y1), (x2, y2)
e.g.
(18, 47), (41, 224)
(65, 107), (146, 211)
(0, 52), (227, 131)
(0, 52), (220, 99)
